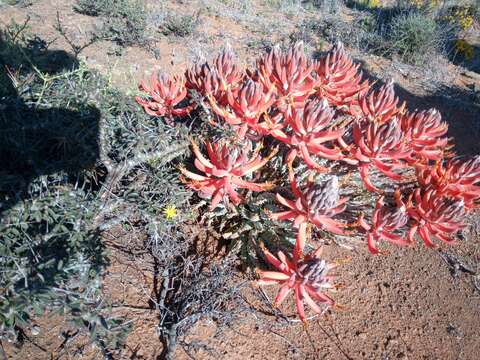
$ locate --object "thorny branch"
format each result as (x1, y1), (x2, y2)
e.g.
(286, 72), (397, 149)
(54, 12), (98, 59)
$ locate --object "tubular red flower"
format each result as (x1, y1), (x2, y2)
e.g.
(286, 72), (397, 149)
(185, 62), (223, 98)
(212, 46), (243, 92)
(314, 42), (369, 109)
(416, 156), (480, 209)
(341, 118), (411, 192)
(180, 140), (276, 209)
(136, 72), (192, 121)
(256, 42), (316, 115)
(270, 173), (348, 239)
(257, 241), (336, 322)
(185, 48), (242, 101)
(272, 98), (345, 170)
(400, 109), (448, 164)
(208, 79), (276, 139)
(359, 195), (410, 254)
(358, 80), (405, 123)
(407, 188), (465, 247)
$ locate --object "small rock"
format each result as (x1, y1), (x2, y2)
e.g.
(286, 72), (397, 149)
(31, 325), (40, 336)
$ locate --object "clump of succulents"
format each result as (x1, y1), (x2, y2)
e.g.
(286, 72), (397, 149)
(136, 41), (479, 322)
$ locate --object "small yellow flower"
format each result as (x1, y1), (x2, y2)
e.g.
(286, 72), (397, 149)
(163, 204), (177, 219)
(444, 7), (475, 31)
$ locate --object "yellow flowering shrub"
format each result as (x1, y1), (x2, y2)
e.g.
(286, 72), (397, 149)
(444, 6), (475, 31)
(455, 39), (475, 60)
(360, 0), (380, 8)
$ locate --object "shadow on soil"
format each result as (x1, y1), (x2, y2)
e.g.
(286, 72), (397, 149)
(356, 59), (480, 157)
(0, 32), (106, 310)
(450, 43), (480, 74)
(394, 83), (480, 156)
(0, 35), (101, 217)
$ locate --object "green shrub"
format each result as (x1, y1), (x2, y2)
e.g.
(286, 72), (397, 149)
(0, 20), (191, 351)
(74, 0), (112, 15)
(263, 0), (303, 18)
(74, 0), (147, 45)
(160, 12), (202, 37)
(387, 11), (445, 64)
(315, 14), (389, 54)
(306, 0), (343, 13)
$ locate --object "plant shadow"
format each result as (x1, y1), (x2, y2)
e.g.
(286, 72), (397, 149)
(0, 33), (101, 217)
(0, 29), (107, 316)
(450, 42), (480, 74)
(357, 60), (480, 157)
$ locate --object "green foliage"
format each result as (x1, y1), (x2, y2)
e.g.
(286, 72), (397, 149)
(0, 19), (191, 352)
(203, 194), (297, 265)
(74, 0), (147, 45)
(319, 3), (454, 66)
(263, 0), (303, 18)
(217, 0), (252, 13)
(74, 0), (114, 16)
(263, 0), (298, 7)
(387, 11), (445, 64)
(0, 22), (127, 345)
(0, 185), (101, 337)
(305, 0), (344, 13)
(160, 12), (202, 37)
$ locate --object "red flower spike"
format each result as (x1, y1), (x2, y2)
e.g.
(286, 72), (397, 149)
(359, 80), (405, 123)
(401, 109), (448, 163)
(185, 63), (223, 99)
(136, 72), (192, 121)
(256, 42), (316, 114)
(257, 242), (336, 322)
(407, 189), (465, 247)
(185, 48), (242, 101)
(185, 62), (209, 92)
(272, 98), (345, 169)
(258, 112), (288, 140)
(417, 156), (480, 209)
(341, 118), (411, 192)
(212, 46), (243, 92)
(208, 79), (276, 139)
(180, 140), (276, 209)
(314, 42), (369, 108)
(270, 173), (349, 239)
(359, 196), (410, 254)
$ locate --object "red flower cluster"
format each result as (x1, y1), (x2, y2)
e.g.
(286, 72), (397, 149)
(136, 42), (478, 321)
(339, 80), (449, 192)
(180, 140), (276, 210)
(270, 172), (348, 239)
(360, 155), (479, 254)
(135, 72), (193, 122)
(257, 237), (337, 322)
